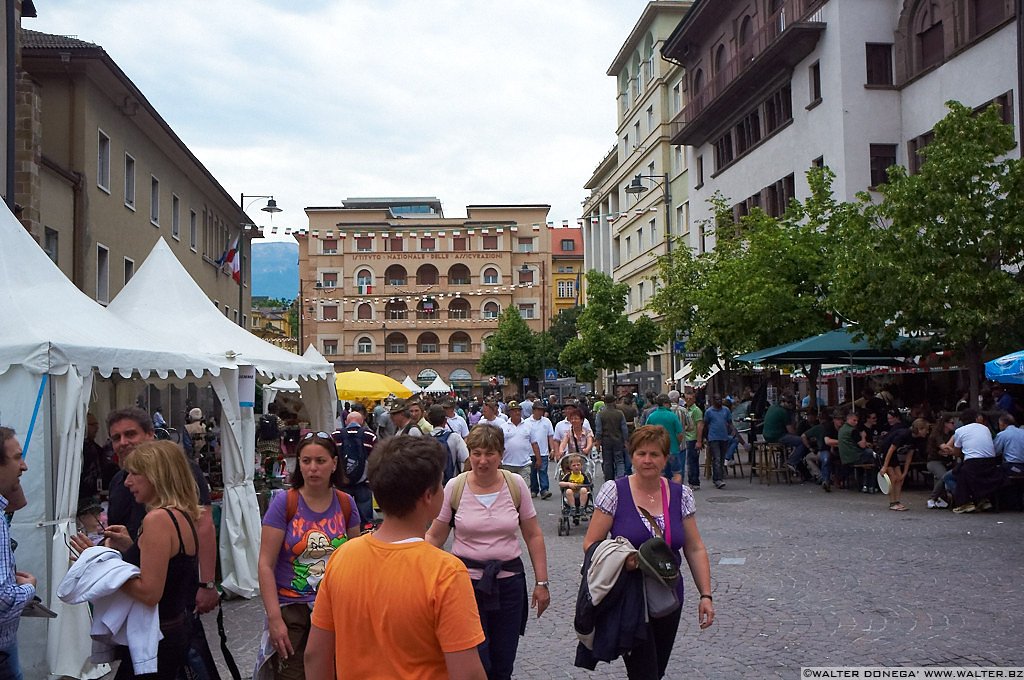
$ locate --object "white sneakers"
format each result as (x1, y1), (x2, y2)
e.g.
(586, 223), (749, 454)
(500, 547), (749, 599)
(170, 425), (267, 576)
(927, 498), (950, 509)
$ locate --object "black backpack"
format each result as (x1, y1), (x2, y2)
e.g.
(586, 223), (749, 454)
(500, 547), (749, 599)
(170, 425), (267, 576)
(339, 427), (369, 486)
(433, 429), (458, 485)
(258, 414), (280, 441)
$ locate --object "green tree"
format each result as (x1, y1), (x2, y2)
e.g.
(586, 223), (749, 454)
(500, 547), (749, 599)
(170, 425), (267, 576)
(828, 100), (1024, 403)
(477, 306), (541, 387)
(650, 173), (837, 395)
(560, 271), (659, 385)
(536, 306), (585, 376)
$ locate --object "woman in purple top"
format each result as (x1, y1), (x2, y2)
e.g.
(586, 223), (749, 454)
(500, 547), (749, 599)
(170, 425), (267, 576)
(257, 432), (360, 680)
(583, 426), (715, 679)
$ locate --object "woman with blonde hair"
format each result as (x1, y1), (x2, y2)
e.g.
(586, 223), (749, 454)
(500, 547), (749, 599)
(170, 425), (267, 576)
(101, 440), (201, 679)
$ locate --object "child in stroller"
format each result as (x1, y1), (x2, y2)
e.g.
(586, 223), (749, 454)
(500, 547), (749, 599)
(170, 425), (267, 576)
(557, 453), (594, 535)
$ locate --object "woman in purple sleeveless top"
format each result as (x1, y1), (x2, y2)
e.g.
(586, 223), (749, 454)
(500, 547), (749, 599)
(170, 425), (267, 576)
(583, 425), (715, 679)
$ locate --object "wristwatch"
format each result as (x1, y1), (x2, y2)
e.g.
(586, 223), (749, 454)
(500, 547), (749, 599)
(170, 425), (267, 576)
(535, 581), (549, 588)
(199, 581), (217, 590)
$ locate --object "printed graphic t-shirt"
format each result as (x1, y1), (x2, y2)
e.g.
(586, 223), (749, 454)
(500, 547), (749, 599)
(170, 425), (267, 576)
(262, 489), (361, 604)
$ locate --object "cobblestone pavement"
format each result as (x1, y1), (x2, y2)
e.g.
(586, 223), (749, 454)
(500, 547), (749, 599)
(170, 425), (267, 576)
(200, 470), (1024, 679)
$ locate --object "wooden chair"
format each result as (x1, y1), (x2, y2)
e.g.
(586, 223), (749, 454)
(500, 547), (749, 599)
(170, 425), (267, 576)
(752, 442), (794, 485)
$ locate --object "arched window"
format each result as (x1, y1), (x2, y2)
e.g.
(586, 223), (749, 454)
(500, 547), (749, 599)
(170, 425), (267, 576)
(448, 298), (471, 319)
(739, 16), (754, 49)
(356, 336), (373, 354)
(450, 368), (472, 383)
(385, 264), (407, 285)
(416, 298), (438, 320)
(356, 303), (372, 320)
(355, 269), (373, 294)
(417, 333), (440, 354)
(416, 264), (439, 285)
(386, 332), (407, 353)
(448, 263), (471, 285)
(483, 301), (500, 319)
(481, 335), (494, 353)
(914, 1), (944, 72)
(385, 300), (408, 320)
(714, 44), (728, 75)
(449, 332), (471, 353)
(483, 267), (499, 285)
(692, 68), (704, 95)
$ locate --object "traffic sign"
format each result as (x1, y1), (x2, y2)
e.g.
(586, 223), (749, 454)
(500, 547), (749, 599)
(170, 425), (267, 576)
(673, 340), (686, 352)
(683, 352), (700, 361)
(544, 368), (558, 381)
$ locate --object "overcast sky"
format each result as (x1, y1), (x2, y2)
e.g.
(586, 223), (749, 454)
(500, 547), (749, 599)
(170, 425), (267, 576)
(28, 1), (660, 241)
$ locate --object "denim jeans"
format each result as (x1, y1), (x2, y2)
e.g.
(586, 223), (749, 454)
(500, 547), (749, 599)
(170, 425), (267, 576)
(804, 449), (831, 483)
(601, 440), (626, 482)
(684, 439), (700, 485)
(725, 435), (738, 461)
(778, 433), (807, 468)
(530, 456), (549, 494)
(0, 645), (22, 680)
(706, 440), (726, 483)
(928, 461), (948, 499)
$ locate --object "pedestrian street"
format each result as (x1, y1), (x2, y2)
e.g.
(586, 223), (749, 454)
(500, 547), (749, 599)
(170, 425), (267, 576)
(199, 473), (1024, 679)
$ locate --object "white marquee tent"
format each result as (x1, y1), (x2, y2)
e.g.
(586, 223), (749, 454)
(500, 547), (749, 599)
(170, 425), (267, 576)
(423, 374), (452, 394)
(401, 375), (423, 394)
(107, 238), (334, 603)
(0, 209), (233, 678)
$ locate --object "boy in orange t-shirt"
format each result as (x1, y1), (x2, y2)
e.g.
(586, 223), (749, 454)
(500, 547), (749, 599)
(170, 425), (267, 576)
(306, 435), (486, 680)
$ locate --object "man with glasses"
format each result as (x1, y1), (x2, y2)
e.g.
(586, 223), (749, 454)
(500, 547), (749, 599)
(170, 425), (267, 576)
(0, 428), (33, 680)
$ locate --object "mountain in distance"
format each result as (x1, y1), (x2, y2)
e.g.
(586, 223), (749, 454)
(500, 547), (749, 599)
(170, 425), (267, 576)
(251, 241), (298, 300)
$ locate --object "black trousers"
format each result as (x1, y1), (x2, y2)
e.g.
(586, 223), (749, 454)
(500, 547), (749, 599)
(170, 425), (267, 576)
(623, 606), (682, 679)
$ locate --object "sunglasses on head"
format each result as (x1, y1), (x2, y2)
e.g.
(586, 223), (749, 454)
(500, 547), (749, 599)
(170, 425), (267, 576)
(303, 431), (333, 441)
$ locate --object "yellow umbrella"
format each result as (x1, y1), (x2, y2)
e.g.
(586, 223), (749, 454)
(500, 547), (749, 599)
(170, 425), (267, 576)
(335, 368), (413, 401)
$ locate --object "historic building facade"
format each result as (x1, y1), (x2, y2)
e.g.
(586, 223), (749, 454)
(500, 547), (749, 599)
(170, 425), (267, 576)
(297, 198), (554, 392)
(580, 0), (694, 393)
(15, 26), (253, 324)
(662, 0), (1020, 239)
(551, 226), (583, 316)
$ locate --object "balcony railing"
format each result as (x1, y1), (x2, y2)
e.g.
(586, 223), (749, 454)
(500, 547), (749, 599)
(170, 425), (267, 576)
(673, 0), (825, 134)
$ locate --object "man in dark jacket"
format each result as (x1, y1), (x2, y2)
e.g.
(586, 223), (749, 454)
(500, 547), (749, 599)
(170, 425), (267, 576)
(595, 401), (629, 481)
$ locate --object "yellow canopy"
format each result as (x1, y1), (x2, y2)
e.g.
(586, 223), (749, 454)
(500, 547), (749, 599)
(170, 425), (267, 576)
(335, 368), (413, 401)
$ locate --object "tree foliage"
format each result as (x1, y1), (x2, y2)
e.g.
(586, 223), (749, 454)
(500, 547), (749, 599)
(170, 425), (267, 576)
(477, 306), (541, 386)
(828, 100), (1024, 401)
(649, 171), (837, 376)
(536, 306), (586, 377)
(560, 270), (659, 379)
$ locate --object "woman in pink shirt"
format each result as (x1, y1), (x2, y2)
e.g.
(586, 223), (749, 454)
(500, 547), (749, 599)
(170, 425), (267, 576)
(427, 424), (550, 680)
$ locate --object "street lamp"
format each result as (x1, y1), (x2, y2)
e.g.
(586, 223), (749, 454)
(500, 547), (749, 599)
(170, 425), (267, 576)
(624, 173), (676, 387)
(239, 193), (283, 327)
(382, 322), (388, 377)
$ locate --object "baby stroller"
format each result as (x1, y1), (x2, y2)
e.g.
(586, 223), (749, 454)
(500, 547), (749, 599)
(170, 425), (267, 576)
(557, 453), (596, 536)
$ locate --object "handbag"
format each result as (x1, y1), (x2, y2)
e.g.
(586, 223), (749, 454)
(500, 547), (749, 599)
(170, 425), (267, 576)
(637, 479), (681, 617)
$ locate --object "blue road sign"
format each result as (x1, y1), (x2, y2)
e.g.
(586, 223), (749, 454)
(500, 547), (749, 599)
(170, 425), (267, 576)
(544, 368), (558, 381)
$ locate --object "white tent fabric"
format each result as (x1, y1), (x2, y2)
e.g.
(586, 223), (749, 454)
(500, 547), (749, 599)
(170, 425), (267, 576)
(422, 375), (452, 394)
(0, 209), (232, 678)
(263, 378), (301, 413)
(402, 375), (423, 393)
(107, 238), (334, 597)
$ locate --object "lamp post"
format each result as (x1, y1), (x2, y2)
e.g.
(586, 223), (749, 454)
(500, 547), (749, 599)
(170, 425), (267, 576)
(624, 172), (675, 387)
(382, 322), (388, 377)
(238, 194), (282, 327)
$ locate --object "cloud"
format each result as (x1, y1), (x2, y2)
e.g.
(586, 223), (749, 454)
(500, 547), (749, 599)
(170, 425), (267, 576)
(28, 0), (657, 240)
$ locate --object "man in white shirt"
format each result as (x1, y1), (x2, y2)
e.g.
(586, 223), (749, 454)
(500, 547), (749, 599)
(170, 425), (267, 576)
(945, 409), (1002, 513)
(500, 402), (534, 487)
(528, 402), (556, 499)
(476, 400), (509, 428)
(520, 392), (536, 419)
(443, 399), (470, 438)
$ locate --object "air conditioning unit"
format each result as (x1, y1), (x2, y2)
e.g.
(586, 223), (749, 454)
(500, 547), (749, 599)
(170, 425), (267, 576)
(315, 281), (323, 289)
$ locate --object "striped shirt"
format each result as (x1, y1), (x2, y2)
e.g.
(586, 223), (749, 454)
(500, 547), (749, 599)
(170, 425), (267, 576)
(0, 494), (34, 650)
